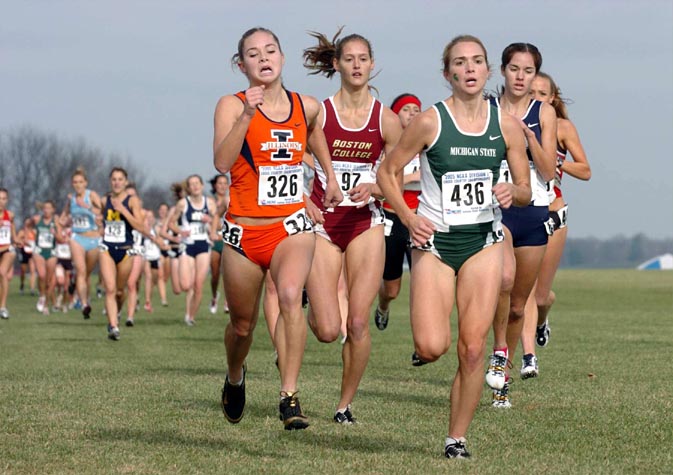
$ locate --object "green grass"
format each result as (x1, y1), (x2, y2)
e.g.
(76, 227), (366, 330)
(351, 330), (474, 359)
(1, 270), (672, 474)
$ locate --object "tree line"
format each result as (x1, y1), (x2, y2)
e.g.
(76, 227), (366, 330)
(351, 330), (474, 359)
(0, 126), (172, 221)
(561, 234), (673, 269)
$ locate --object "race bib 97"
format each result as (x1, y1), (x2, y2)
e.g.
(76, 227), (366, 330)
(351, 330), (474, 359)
(333, 161), (374, 207)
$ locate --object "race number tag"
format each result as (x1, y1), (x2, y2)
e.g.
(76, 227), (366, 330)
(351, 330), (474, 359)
(497, 160), (536, 186)
(37, 231), (54, 249)
(189, 222), (208, 241)
(0, 226), (10, 245)
(72, 215), (90, 230)
(104, 221), (126, 243)
(24, 240), (35, 253)
(258, 164), (303, 206)
(221, 218), (243, 250)
(283, 209), (313, 236)
(557, 205), (568, 229)
(333, 161), (374, 207)
(55, 243), (71, 259)
(383, 218), (393, 237)
(441, 169), (494, 226)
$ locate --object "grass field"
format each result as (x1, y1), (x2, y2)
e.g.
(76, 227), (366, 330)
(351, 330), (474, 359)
(1, 269), (672, 474)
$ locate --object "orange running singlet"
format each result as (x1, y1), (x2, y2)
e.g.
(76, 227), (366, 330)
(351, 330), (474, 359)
(228, 90), (308, 218)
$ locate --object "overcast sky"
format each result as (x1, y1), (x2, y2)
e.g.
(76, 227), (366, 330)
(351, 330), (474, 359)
(2, 0), (672, 239)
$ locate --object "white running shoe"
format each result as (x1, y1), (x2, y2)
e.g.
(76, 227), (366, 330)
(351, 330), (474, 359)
(36, 296), (46, 313)
(0, 308), (9, 319)
(492, 380), (512, 408)
(210, 291), (220, 314)
(520, 354), (539, 380)
(185, 314), (194, 326)
(485, 353), (509, 390)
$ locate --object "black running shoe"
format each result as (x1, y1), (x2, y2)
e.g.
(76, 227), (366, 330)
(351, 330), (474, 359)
(279, 392), (309, 430)
(536, 321), (551, 347)
(333, 405), (357, 424)
(82, 305), (92, 320)
(444, 438), (471, 459)
(221, 367), (246, 424)
(374, 306), (389, 331)
(411, 351), (428, 367)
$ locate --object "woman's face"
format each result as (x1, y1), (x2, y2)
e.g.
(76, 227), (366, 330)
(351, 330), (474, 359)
(530, 76), (554, 104)
(335, 39), (374, 88)
(502, 51), (537, 97)
(239, 31), (284, 84)
(215, 176), (229, 195)
(109, 171), (127, 194)
(445, 41), (489, 94)
(42, 202), (55, 218)
(72, 174), (87, 194)
(397, 103), (421, 129)
(188, 177), (203, 196)
(0, 191), (8, 210)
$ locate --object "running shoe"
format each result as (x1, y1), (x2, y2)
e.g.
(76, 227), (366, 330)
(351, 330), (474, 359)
(536, 321), (551, 347)
(36, 296), (46, 313)
(82, 304), (92, 320)
(107, 325), (120, 341)
(184, 315), (194, 326)
(411, 351), (428, 367)
(143, 302), (153, 313)
(96, 286), (103, 299)
(444, 437), (471, 459)
(374, 306), (389, 331)
(221, 367), (246, 424)
(279, 391), (309, 430)
(209, 292), (219, 314)
(520, 353), (539, 380)
(492, 380), (511, 408)
(485, 353), (509, 390)
(334, 405), (357, 425)
(125, 318), (135, 327)
(0, 308), (9, 319)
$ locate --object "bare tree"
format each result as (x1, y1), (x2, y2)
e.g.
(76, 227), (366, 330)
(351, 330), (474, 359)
(0, 125), (162, 221)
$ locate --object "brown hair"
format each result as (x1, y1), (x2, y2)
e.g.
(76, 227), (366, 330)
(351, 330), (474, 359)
(501, 42), (542, 73)
(170, 182), (184, 202)
(536, 71), (569, 120)
(109, 167), (128, 179)
(303, 27), (374, 79)
(72, 166), (87, 181)
(442, 35), (489, 75)
(231, 27), (283, 67)
(209, 174), (229, 195)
